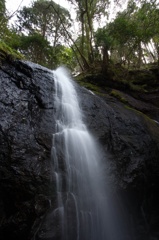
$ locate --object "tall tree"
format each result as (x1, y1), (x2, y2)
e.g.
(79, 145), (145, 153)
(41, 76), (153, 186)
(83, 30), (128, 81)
(16, 0), (72, 46)
(0, 0), (8, 39)
(94, 27), (113, 71)
(14, 0), (73, 68)
(95, 0), (159, 69)
(67, 0), (109, 65)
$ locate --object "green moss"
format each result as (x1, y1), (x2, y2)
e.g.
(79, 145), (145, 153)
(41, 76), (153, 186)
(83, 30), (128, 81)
(75, 74), (106, 95)
(124, 105), (147, 116)
(128, 82), (148, 92)
(81, 82), (107, 96)
(110, 90), (128, 104)
(124, 105), (159, 146)
(125, 105), (158, 124)
(108, 63), (158, 92)
(0, 41), (23, 62)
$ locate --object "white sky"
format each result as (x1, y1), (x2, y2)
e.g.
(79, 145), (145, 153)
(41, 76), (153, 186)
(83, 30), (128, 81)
(5, 0), (128, 29)
(6, 0), (32, 12)
(6, 0), (71, 13)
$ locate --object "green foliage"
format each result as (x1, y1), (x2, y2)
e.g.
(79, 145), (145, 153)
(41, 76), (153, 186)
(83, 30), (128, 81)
(95, 27), (113, 49)
(12, 0), (74, 68)
(67, 0), (110, 68)
(91, 0), (159, 70)
(0, 0), (8, 39)
(16, 0), (71, 44)
(17, 33), (51, 66)
(1, 0), (159, 72)
(0, 41), (23, 61)
(53, 45), (75, 68)
(14, 34), (74, 68)
(0, 0), (6, 21)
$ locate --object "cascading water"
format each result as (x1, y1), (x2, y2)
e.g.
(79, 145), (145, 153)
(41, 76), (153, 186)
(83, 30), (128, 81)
(52, 67), (110, 240)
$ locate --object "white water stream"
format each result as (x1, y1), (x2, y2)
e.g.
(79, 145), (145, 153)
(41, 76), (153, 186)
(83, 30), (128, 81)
(52, 67), (110, 240)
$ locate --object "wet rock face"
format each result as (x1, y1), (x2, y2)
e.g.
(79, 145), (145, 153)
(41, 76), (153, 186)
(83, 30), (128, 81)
(77, 86), (159, 239)
(0, 60), (56, 240)
(0, 60), (159, 240)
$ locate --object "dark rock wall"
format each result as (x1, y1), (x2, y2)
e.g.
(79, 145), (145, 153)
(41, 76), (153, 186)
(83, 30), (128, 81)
(0, 60), (159, 240)
(0, 60), (56, 240)
(77, 86), (159, 239)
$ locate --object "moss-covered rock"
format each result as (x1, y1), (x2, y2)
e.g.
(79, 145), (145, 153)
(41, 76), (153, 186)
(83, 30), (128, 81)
(0, 41), (23, 63)
(74, 63), (159, 124)
(110, 89), (128, 103)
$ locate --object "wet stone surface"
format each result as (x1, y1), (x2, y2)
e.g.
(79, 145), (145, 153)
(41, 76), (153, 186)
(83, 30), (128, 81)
(0, 60), (159, 240)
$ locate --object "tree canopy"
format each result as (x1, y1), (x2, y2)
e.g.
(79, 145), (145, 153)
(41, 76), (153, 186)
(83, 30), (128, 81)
(1, 0), (159, 70)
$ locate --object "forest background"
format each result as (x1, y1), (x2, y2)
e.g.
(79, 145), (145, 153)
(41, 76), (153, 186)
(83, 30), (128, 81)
(1, 0), (159, 73)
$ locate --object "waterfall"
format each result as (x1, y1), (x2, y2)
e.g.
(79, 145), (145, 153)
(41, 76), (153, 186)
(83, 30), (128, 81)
(52, 67), (109, 240)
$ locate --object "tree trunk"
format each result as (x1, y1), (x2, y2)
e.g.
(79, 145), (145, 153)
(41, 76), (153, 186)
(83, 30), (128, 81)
(85, 0), (94, 63)
(50, 3), (90, 70)
(80, 9), (85, 56)
(137, 41), (142, 69)
(157, 45), (159, 71)
(102, 45), (109, 73)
